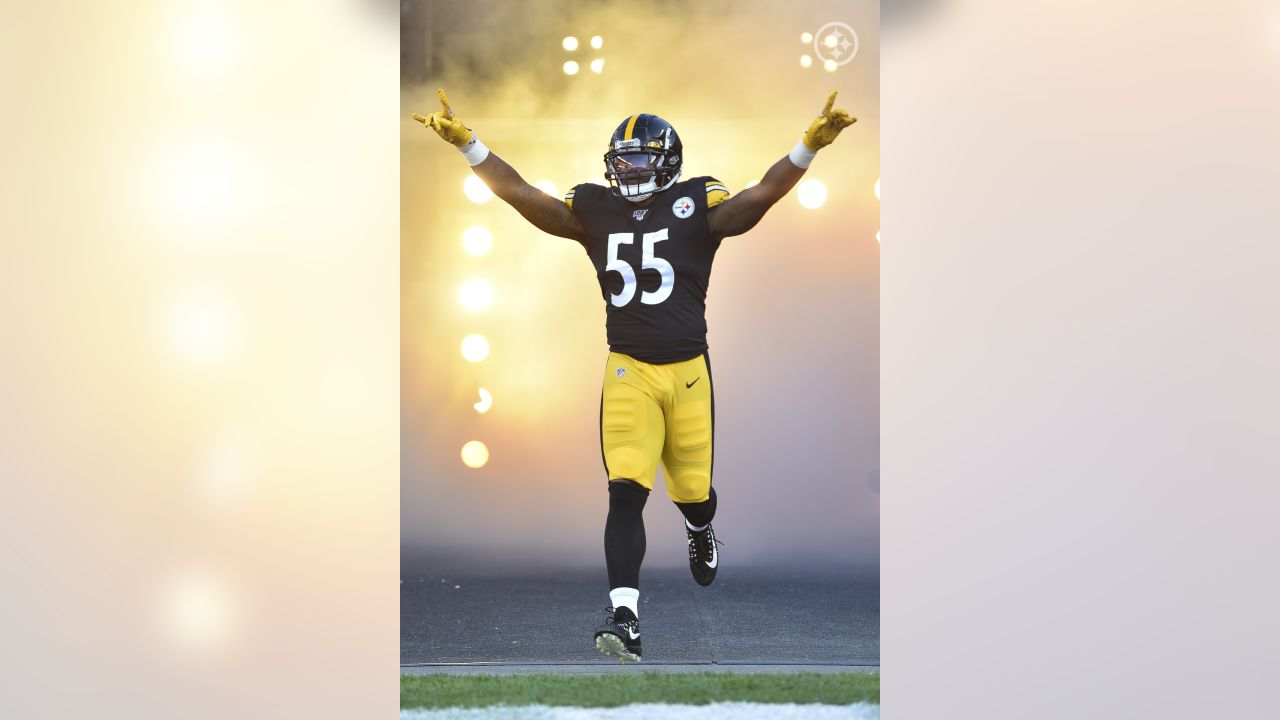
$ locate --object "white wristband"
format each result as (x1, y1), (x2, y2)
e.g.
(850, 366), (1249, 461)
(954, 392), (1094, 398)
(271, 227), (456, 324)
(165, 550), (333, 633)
(788, 140), (817, 169)
(459, 135), (490, 166)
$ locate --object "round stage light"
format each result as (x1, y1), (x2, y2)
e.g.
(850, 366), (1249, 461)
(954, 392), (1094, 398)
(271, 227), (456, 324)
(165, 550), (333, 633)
(801, 32), (813, 44)
(460, 334), (490, 362)
(463, 174), (494, 203)
(824, 33), (839, 48)
(590, 58), (605, 74)
(591, 35), (603, 49)
(172, 9), (239, 78)
(461, 225), (493, 256)
(458, 278), (493, 312)
(800, 54), (812, 68)
(534, 179), (559, 198)
(876, 230), (881, 243)
(874, 178), (880, 200)
(797, 178), (828, 209)
(563, 60), (580, 75)
(170, 291), (236, 364)
(460, 440), (490, 468)
(158, 569), (238, 653)
(824, 58), (838, 72)
(474, 388), (493, 414)
(562, 36), (578, 51)
(163, 142), (243, 223)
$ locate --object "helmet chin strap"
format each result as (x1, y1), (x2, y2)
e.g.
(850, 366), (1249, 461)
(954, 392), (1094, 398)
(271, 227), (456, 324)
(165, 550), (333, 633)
(619, 179), (657, 202)
(618, 172), (681, 203)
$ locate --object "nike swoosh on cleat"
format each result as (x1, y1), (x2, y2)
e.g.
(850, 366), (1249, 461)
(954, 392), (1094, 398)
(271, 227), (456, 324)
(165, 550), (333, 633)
(627, 627), (640, 640)
(706, 544), (717, 569)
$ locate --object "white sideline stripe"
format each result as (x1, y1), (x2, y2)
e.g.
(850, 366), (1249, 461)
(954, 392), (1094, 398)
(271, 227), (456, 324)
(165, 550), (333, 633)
(401, 701), (879, 720)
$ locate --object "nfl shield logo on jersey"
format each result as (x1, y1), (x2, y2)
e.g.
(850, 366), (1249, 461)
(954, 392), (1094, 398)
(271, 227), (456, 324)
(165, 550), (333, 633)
(672, 196), (695, 219)
(632, 208), (649, 221)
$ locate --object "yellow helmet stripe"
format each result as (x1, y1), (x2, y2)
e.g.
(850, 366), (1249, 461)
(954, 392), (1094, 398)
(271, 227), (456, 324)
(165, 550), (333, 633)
(623, 114), (640, 140)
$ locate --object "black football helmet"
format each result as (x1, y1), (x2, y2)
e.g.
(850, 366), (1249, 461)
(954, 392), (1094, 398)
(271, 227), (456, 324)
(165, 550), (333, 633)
(603, 113), (683, 203)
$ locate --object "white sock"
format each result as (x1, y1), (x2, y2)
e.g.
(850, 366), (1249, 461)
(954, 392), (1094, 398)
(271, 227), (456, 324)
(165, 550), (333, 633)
(685, 519), (708, 532)
(609, 587), (639, 617)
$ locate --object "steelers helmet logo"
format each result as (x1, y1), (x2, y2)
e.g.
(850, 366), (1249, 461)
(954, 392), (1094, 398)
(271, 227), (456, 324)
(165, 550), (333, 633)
(672, 196), (695, 219)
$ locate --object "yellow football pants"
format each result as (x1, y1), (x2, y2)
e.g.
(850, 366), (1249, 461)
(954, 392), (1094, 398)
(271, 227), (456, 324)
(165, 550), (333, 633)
(599, 352), (714, 503)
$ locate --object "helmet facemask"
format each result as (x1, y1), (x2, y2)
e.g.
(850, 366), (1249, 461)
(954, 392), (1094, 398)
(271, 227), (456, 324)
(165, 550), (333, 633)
(604, 140), (681, 203)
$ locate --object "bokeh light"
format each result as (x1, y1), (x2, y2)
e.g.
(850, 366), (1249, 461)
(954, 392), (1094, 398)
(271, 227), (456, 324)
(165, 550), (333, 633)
(162, 141), (243, 223)
(563, 60), (580, 75)
(474, 388), (493, 414)
(458, 277), (494, 312)
(460, 334), (490, 362)
(591, 35), (603, 49)
(534, 179), (560, 198)
(590, 58), (605, 74)
(801, 31), (814, 44)
(824, 33), (839, 48)
(824, 58), (838, 72)
(800, 54), (813, 68)
(562, 36), (578, 51)
(171, 7), (239, 78)
(169, 291), (237, 364)
(157, 569), (238, 654)
(461, 225), (493, 256)
(463, 174), (494, 203)
(197, 438), (250, 506)
(460, 440), (490, 468)
(797, 178), (828, 209)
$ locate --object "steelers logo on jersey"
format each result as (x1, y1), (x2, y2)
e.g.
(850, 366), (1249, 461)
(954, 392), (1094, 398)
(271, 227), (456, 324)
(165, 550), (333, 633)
(672, 196), (695, 219)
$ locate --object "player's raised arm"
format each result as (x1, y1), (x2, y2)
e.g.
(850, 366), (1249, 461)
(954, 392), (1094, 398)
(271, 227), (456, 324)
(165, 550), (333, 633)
(413, 89), (586, 242)
(707, 91), (856, 238)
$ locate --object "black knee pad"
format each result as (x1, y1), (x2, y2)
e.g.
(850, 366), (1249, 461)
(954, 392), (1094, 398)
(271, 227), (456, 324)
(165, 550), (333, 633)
(675, 485), (717, 528)
(608, 479), (649, 510)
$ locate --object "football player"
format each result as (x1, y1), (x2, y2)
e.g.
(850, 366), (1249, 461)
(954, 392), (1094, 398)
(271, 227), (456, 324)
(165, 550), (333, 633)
(414, 89), (855, 662)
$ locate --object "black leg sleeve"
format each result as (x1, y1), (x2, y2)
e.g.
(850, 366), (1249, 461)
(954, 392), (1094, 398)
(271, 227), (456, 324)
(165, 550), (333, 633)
(675, 485), (717, 528)
(604, 479), (649, 589)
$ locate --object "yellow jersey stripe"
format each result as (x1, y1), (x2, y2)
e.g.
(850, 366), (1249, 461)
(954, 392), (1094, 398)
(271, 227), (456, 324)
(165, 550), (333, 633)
(623, 114), (640, 140)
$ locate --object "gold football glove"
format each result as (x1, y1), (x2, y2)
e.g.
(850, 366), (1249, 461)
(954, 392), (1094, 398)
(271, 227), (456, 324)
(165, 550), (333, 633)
(411, 88), (473, 147)
(802, 91), (857, 151)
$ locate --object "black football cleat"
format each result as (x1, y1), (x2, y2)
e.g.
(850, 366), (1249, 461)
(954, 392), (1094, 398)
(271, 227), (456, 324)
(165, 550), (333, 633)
(594, 606), (641, 662)
(687, 522), (723, 587)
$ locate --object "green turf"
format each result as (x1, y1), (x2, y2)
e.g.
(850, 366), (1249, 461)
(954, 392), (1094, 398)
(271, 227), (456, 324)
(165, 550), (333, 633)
(401, 672), (879, 708)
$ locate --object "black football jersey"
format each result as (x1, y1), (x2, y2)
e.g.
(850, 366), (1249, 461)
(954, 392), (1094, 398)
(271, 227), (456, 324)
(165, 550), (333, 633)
(566, 177), (731, 364)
